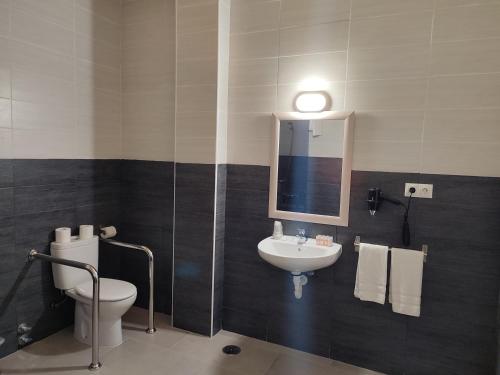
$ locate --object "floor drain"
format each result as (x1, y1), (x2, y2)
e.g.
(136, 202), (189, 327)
(223, 345), (241, 355)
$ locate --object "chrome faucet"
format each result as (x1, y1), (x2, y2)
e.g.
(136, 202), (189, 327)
(296, 228), (307, 244)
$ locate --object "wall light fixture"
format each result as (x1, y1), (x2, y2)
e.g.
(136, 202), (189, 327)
(294, 91), (330, 113)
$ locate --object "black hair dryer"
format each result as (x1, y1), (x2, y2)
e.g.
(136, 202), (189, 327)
(367, 188), (382, 216)
(366, 187), (413, 246)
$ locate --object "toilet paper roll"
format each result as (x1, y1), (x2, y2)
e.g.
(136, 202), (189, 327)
(100, 226), (117, 239)
(79, 225), (94, 240)
(55, 227), (71, 243)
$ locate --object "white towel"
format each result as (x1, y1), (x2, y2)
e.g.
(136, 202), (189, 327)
(389, 248), (424, 317)
(354, 243), (389, 304)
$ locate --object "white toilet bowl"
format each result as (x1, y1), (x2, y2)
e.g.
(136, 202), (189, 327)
(66, 278), (137, 347)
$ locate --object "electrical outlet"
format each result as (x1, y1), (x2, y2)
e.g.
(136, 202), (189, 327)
(404, 183), (433, 198)
(404, 183), (419, 197)
(418, 184), (433, 199)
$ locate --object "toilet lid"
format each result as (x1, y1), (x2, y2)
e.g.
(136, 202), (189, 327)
(75, 278), (137, 302)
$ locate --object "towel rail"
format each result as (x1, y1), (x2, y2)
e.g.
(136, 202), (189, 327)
(354, 235), (428, 263)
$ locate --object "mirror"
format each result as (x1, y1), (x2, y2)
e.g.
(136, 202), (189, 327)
(269, 111), (355, 226)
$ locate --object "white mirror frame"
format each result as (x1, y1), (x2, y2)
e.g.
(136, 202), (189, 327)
(269, 111), (355, 226)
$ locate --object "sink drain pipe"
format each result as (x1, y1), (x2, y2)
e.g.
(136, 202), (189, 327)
(292, 272), (308, 299)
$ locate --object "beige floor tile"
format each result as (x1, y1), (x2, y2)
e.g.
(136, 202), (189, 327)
(0, 309), (382, 375)
(266, 353), (335, 375)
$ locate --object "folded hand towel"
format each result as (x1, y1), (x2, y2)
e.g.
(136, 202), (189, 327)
(354, 243), (389, 304)
(389, 248), (424, 317)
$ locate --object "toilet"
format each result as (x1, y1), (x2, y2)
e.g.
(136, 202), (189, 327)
(51, 236), (137, 347)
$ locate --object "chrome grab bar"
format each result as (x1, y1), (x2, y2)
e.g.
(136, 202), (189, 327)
(27, 250), (102, 371)
(99, 238), (156, 334)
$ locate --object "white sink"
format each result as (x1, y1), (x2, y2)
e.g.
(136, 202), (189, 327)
(257, 235), (342, 273)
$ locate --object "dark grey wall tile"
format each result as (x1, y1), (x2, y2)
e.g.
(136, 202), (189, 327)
(0, 160), (13, 188)
(75, 160), (121, 183)
(13, 159), (77, 186)
(0, 158), (176, 360)
(76, 182), (120, 207)
(0, 217), (14, 246)
(227, 164), (269, 191)
(0, 188), (13, 218)
(15, 184), (76, 215)
(222, 165), (500, 375)
(222, 308), (268, 341)
(15, 209), (77, 246)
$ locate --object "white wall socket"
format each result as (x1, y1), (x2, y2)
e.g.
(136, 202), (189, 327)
(404, 183), (433, 198)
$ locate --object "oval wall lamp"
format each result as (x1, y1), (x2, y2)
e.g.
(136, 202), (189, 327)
(294, 91), (331, 113)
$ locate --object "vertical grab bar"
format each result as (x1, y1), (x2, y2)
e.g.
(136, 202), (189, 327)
(27, 250), (102, 371)
(99, 238), (156, 334)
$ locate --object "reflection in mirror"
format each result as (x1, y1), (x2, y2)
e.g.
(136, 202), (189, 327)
(277, 119), (345, 216)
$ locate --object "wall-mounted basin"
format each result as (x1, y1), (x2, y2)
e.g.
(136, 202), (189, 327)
(257, 235), (342, 273)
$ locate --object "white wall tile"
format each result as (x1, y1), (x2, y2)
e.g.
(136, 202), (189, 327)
(178, 30), (218, 60)
(280, 0), (350, 28)
(123, 14), (174, 48)
(11, 9), (74, 56)
(231, 1), (280, 34)
(424, 109), (500, 143)
(354, 110), (424, 142)
(346, 78), (427, 111)
(427, 74), (500, 109)
(0, 4), (10, 38)
(227, 113), (274, 141)
(13, 128), (77, 159)
(348, 44), (430, 80)
(13, 0), (75, 29)
(176, 111), (217, 138)
(349, 12), (433, 49)
(227, 137), (272, 166)
(124, 91), (174, 119)
(77, 60), (121, 93)
(77, 34), (121, 69)
(12, 100), (75, 131)
(279, 21), (349, 56)
(230, 30), (279, 60)
(177, 85), (218, 113)
(0, 97), (11, 128)
(175, 137), (216, 164)
(122, 115), (175, 161)
(123, 0), (172, 24)
(351, 0), (435, 18)
(76, 7), (121, 47)
(178, 2), (218, 35)
(436, 0), (500, 8)
(431, 38), (500, 75)
(353, 141), (421, 172)
(421, 141), (500, 177)
(433, 4), (500, 42)
(229, 58), (278, 87)
(77, 0), (122, 24)
(0, 66), (10, 100)
(278, 52), (347, 84)
(12, 68), (75, 108)
(78, 85), (121, 118)
(9, 39), (74, 82)
(0, 127), (12, 158)
(229, 85), (277, 113)
(178, 58), (218, 86)
(75, 124), (122, 159)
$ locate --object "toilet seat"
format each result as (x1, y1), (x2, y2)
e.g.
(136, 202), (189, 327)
(75, 278), (137, 302)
